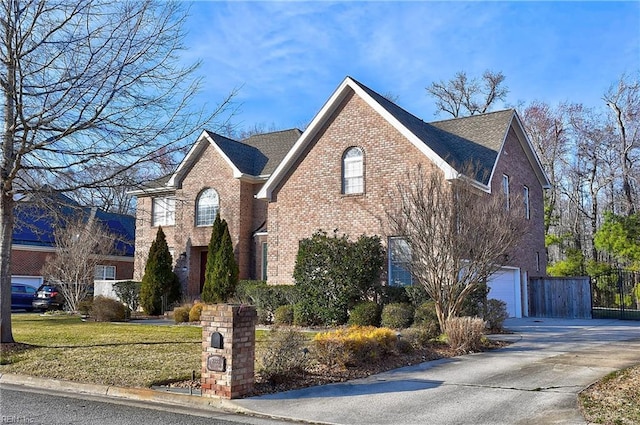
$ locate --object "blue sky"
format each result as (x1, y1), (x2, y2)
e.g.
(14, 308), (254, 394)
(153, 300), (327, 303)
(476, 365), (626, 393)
(184, 1), (640, 134)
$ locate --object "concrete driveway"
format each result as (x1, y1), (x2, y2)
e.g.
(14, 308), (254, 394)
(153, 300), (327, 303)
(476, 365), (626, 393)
(233, 318), (640, 425)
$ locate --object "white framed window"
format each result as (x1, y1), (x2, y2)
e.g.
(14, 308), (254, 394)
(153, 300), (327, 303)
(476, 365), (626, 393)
(95, 265), (116, 280)
(196, 188), (219, 226)
(388, 237), (412, 286)
(152, 197), (175, 226)
(342, 147), (364, 194)
(523, 186), (530, 219)
(502, 175), (510, 210)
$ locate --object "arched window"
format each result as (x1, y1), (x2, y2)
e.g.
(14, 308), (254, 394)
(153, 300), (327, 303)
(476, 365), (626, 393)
(196, 188), (219, 226)
(342, 147), (364, 194)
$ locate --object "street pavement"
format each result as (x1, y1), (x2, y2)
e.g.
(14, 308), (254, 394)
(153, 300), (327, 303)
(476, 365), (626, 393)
(2, 317), (640, 425)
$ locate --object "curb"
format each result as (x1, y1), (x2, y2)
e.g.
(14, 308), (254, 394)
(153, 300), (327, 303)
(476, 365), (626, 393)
(0, 373), (254, 416)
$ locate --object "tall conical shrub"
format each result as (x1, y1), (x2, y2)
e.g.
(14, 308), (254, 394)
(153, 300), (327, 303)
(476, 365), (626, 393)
(140, 227), (181, 315)
(202, 217), (238, 303)
(202, 213), (224, 302)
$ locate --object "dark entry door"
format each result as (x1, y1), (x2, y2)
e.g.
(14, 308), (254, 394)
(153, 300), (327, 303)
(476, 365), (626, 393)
(200, 251), (208, 293)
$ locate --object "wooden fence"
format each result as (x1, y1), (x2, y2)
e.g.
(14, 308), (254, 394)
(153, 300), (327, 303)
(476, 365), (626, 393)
(528, 277), (592, 319)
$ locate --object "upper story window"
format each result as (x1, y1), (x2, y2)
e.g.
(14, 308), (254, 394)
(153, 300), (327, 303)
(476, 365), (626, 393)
(196, 188), (219, 226)
(523, 186), (530, 219)
(502, 174), (510, 210)
(152, 197), (175, 226)
(342, 147), (364, 194)
(94, 265), (116, 280)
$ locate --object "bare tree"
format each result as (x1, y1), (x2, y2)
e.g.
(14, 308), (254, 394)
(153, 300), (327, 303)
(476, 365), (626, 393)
(387, 165), (527, 331)
(41, 214), (116, 312)
(603, 73), (640, 215)
(0, 0), (236, 343)
(427, 70), (508, 118)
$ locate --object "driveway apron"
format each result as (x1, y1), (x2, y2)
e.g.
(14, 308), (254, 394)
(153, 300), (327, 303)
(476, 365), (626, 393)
(233, 318), (640, 425)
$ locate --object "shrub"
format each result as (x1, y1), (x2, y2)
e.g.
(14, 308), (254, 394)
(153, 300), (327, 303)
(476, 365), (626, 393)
(381, 303), (414, 329)
(189, 302), (205, 322)
(485, 299), (509, 331)
(77, 298), (93, 316)
(140, 227), (181, 315)
(313, 326), (397, 368)
(379, 286), (410, 305)
(256, 330), (310, 385)
(444, 316), (486, 353)
(404, 285), (430, 305)
(460, 281), (489, 318)
(202, 215), (239, 303)
(234, 280), (298, 324)
(91, 296), (126, 322)
(173, 306), (190, 323)
(348, 301), (381, 327)
(274, 305), (294, 326)
(401, 323), (440, 349)
(414, 301), (439, 328)
(293, 302), (313, 327)
(293, 231), (384, 326)
(112, 280), (141, 318)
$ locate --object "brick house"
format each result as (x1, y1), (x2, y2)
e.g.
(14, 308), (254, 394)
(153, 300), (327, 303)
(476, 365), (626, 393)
(256, 77), (550, 317)
(130, 129), (301, 297)
(133, 76), (549, 317)
(11, 192), (135, 289)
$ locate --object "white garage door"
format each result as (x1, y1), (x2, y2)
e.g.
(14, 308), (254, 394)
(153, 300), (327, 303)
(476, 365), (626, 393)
(487, 268), (521, 318)
(11, 276), (43, 289)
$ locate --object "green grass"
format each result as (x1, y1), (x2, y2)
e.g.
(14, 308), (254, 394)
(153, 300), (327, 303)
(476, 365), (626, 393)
(1, 314), (202, 388)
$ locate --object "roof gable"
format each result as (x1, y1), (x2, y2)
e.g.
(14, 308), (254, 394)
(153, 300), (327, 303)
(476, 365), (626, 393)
(257, 76), (549, 200)
(134, 129), (302, 193)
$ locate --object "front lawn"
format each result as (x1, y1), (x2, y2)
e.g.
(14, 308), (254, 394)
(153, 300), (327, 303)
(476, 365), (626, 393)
(580, 365), (640, 424)
(1, 314), (202, 388)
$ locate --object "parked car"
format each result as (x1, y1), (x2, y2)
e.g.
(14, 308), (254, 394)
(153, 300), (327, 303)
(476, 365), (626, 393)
(11, 284), (37, 311)
(32, 284), (65, 311)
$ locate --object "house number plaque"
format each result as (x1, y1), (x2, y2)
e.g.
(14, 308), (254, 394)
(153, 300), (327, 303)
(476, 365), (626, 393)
(207, 355), (226, 372)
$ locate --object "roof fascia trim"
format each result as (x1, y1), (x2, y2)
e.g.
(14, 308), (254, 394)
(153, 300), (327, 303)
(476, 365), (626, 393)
(511, 113), (552, 189)
(257, 78), (353, 200)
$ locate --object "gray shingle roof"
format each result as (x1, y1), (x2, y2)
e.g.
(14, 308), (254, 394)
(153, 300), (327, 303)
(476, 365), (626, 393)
(204, 129), (301, 176)
(350, 78), (513, 184)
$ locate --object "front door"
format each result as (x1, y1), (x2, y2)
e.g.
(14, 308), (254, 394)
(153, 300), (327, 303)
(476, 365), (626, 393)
(200, 251), (208, 293)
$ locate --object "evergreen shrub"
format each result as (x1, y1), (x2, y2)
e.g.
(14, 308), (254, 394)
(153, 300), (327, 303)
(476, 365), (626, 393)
(274, 305), (294, 326)
(485, 299), (509, 330)
(381, 302), (414, 329)
(348, 301), (381, 327)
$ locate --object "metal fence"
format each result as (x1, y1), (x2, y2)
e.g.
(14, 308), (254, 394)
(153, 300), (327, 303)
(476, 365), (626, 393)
(591, 270), (640, 320)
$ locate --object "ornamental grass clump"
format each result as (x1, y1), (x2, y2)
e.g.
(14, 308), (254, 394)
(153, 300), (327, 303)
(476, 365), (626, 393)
(189, 302), (205, 322)
(313, 326), (397, 368)
(444, 316), (486, 353)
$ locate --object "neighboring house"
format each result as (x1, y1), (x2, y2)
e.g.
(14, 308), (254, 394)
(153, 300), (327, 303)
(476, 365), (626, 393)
(11, 192), (135, 289)
(133, 76), (549, 317)
(130, 129), (302, 296)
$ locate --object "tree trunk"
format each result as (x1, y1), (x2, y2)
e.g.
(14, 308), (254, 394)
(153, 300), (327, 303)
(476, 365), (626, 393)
(0, 191), (15, 343)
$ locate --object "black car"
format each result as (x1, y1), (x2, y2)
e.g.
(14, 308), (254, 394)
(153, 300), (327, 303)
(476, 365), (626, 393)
(32, 284), (65, 311)
(11, 284), (37, 311)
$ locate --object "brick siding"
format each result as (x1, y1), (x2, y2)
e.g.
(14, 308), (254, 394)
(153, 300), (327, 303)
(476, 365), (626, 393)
(266, 89), (547, 284)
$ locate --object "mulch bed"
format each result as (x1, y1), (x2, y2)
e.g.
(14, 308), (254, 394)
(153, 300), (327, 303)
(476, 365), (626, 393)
(167, 338), (509, 397)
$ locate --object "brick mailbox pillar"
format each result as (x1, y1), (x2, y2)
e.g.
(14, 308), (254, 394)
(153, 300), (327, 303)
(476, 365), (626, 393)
(201, 304), (257, 399)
